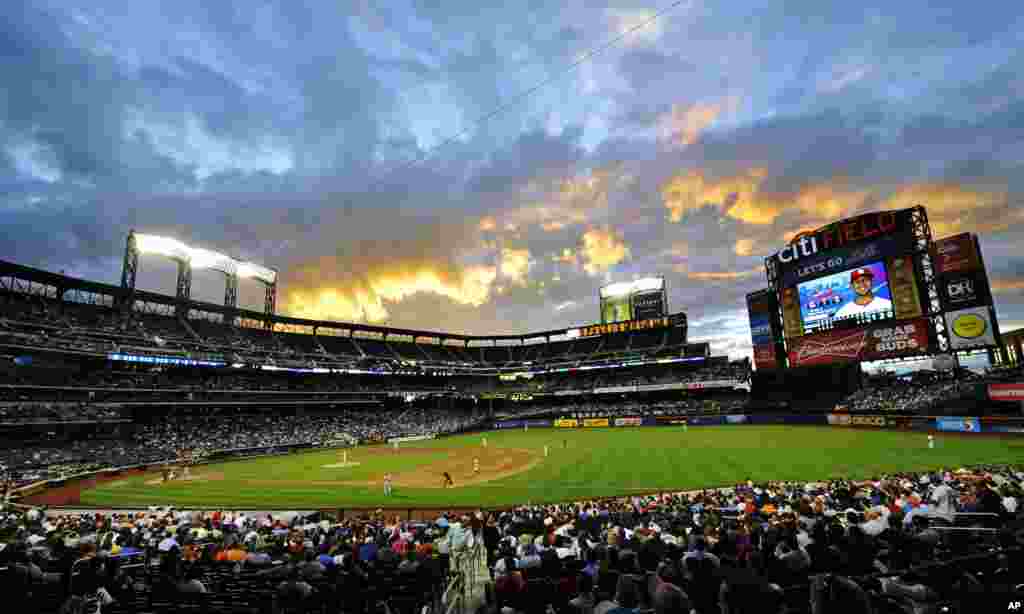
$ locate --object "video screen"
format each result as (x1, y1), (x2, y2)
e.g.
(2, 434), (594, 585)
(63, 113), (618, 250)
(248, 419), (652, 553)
(797, 261), (892, 330)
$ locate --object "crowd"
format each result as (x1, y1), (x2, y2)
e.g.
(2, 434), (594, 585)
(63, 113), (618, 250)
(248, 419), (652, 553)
(0, 403), (122, 423)
(2, 465), (1021, 613)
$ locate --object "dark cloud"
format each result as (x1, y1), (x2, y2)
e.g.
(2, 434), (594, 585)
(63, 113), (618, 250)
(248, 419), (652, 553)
(2, 0), (1024, 356)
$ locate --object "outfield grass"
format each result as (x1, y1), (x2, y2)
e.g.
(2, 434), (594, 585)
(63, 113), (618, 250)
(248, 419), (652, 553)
(79, 426), (1024, 509)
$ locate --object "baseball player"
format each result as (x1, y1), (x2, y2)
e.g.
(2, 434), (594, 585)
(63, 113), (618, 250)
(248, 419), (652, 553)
(442, 471), (455, 488)
(928, 434), (935, 449)
(473, 458), (480, 476)
(384, 472), (393, 496)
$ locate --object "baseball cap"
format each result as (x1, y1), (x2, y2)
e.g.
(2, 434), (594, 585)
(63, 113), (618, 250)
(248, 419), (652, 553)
(851, 268), (874, 282)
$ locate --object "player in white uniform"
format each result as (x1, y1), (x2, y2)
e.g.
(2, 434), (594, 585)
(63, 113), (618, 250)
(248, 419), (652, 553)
(473, 458), (480, 475)
(833, 268), (893, 320)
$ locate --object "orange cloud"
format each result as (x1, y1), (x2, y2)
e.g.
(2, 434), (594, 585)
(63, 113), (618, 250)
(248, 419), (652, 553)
(733, 239), (754, 256)
(991, 278), (1024, 294)
(580, 226), (630, 275)
(489, 166), (625, 234)
(685, 267), (761, 281)
(661, 168), (1000, 231)
(880, 183), (1016, 236)
(660, 102), (722, 147)
(283, 262), (497, 323)
(478, 217), (497, 231)
(500, 248), (532, 285)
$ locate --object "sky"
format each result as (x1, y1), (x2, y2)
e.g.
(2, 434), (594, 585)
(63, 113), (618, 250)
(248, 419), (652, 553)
(2, 0), (1024, 360)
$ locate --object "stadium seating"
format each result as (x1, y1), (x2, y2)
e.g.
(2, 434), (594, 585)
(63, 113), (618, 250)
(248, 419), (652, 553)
(3, 465), (1021, 614)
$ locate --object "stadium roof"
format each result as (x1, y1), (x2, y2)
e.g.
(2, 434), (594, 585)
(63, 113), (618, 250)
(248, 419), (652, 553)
(0, 259), (684, 343)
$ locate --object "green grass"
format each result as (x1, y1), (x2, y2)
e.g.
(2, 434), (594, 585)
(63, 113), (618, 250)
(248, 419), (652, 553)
(79, 426), (1024, 509)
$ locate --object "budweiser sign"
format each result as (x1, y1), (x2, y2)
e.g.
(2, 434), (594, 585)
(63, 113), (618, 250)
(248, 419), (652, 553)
(790, 328), (868, 365)
(789, 318), (930, 367)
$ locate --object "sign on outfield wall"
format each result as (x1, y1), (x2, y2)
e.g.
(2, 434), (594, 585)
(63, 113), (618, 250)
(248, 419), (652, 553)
(850, 415), (886, 427)
(945, 307), (997, 349)
(787, 317), (931, 367)
(614, 416), (643, 426)
(583, 418), (610, 428)
(554, 418), (578, 428)
(936, 417), (981, 432)
(827, 414), (852, 425)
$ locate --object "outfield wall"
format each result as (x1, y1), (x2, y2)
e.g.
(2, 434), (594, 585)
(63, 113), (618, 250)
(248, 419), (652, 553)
(492, 414), (1024, 433)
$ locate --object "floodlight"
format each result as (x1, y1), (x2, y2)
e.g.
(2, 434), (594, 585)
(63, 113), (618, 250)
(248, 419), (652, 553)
(238, 262), (277, 284)
(134, 234), (190, 261)
(189, 248), (237, 274)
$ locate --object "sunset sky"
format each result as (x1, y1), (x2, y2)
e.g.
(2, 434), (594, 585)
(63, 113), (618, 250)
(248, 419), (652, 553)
(2, 1), (1023, 359)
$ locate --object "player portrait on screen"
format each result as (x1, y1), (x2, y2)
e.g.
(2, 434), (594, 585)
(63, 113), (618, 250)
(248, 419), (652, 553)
(833, 267), (892, 319)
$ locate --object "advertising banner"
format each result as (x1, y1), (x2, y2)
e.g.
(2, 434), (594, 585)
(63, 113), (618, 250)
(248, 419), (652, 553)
(935, 417), (981, 433)
(526, 419), (553, 428)
(986, 424), (1024, 434)
(932, 233), (981, 275)
(887, 255), (924, 319)
(946, 307), (997, 349)
(788, 317), (931, 367)
(887, 416), (914, 430)
(601, 295), (633, 324)
(827, 414), (852, 425)
(656, 416), (691, 426)
(494, 420), (524, 429)
(689, 415), (725, 426)
(725, 414), (748, 424)
(583, 418), (610, 428)
(781, 287), (804, 339)
(989, 383), (1024, 402)
(632, 291), (666, 321)
(614, 416), (643, 427)
(594, 386), (635, 394)
(749, 313), (774, 347)
(939, 270), (992, 311)
(753, 344), (777, 370)
(779, 233), (912, 288)
(642, 416), (659, 426)
(580, 317), (670, 338)
(684, 380), (745, 390)
(772, 209), (914, 277)
(850, 415), (886, 427)
(554, 418), (579, 428)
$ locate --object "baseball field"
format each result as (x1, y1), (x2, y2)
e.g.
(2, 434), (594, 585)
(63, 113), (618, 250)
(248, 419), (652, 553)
(78, 426), (1024, 509)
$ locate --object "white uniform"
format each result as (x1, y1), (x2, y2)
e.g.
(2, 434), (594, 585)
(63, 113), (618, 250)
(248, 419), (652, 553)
(834, 296), (893, 319)
(928, 435), (935, 449)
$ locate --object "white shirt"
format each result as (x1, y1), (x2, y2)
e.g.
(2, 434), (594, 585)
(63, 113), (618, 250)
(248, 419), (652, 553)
(834, 296), (893, 319)
(930, 484), (956, 521)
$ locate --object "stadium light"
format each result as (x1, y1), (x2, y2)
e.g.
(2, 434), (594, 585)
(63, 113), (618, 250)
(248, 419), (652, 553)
(133, 233), (275, 284)
(189, 248), (237, 274)
(600, 277), (663, 298)
(134, 233), (191, 261)
(238, 262), (277, 284)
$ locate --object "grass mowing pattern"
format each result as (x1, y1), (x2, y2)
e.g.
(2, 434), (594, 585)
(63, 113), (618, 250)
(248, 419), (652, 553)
(80, 426), (1024, 509)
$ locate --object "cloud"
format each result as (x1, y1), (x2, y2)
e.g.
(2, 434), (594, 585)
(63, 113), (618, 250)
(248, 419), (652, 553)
(880, 182), (1018, 236)
(283, 260), (498, 323)
(659, 101), (724, 147)
(580, 226), (630, 275)
(733, 239), (754, 256)
(991, 278), (1024, 294)
(499, 247), (532, 285)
